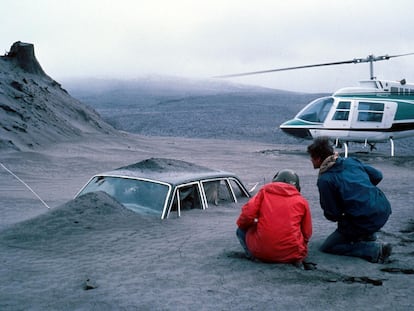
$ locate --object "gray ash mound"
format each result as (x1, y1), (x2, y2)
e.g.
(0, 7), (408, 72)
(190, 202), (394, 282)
(0, 191), (156, 249)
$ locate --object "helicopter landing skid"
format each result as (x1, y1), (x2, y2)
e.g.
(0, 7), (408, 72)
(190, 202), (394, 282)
(334, 138), (395, 157)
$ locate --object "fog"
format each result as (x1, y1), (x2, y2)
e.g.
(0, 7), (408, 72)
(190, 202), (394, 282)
(2, 0), (414, 92)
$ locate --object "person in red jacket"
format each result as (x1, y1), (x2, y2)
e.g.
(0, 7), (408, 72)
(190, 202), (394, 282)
(236, 169), (312, 264)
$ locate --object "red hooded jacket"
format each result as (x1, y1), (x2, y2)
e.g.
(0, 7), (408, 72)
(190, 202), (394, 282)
(236, 182), (312, 263)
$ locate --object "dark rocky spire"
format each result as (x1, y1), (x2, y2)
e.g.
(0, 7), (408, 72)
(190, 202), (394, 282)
(5, 41), (46, 75)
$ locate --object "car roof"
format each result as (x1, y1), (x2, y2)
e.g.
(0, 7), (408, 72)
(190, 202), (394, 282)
(97, 158), (241, 186)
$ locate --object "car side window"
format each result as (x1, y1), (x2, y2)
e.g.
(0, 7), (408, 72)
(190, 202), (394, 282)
(170, 184), (203, 213)
(179, 184), (202, 210)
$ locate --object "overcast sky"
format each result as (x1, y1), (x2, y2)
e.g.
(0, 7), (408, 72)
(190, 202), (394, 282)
(2, 0), (414, 92)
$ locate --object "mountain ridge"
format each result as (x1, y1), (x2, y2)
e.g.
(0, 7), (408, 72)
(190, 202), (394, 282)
(64, 77), (326, 145)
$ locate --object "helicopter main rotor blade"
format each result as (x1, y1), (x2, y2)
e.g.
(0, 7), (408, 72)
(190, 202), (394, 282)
(387, 52), (414, 59)
(215, 60), (357, 78)
(215, 53), (414, 78)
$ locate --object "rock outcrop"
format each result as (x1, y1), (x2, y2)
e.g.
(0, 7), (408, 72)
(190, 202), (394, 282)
(5, 41), (47, 76)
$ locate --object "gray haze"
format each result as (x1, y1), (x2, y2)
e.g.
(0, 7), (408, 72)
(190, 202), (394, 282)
(2, 0), (414, 92)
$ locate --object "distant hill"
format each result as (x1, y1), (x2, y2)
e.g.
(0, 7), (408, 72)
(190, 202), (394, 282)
(64, 76), (326, 144)
(0, 42), (116, 151)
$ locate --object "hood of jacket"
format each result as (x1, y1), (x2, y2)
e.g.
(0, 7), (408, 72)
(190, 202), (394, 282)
(263, 181), (300, 196)
(319, 152), (341, 175)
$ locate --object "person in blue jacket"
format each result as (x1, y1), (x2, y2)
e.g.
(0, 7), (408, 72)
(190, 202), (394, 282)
(307, 137), (392, 263)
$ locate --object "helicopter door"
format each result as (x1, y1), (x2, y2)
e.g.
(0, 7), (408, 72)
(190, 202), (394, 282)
(350, 101), (397, 129)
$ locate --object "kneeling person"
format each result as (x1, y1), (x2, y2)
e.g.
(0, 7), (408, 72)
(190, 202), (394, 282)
(307, 137), (392, 263)
(236, 169), (312, 263)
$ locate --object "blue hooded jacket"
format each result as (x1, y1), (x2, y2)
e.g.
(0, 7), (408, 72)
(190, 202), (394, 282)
(317, 156), (391, 237)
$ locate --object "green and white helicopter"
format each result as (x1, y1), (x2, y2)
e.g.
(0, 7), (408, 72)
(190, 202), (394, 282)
(219, 53), (414, 156)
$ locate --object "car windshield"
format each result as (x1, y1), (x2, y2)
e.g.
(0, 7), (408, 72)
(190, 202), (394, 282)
(78, 176), (170, 216)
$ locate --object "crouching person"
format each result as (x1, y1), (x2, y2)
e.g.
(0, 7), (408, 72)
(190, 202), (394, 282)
(307, 137), (392, 263)
(236, 169), (312, 265)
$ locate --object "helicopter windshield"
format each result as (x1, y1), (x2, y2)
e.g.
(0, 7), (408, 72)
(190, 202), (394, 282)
(296, 97), (333, 123)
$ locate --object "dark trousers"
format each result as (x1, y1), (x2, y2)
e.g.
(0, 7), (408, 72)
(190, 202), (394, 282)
(236, 228), (255, 260)
(320, 229), (380, 262)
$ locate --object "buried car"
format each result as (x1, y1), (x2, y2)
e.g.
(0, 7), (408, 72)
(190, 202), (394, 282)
(75, 158), (251, 219)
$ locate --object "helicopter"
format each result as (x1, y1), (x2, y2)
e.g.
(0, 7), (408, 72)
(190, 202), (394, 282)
(217, 53), (414, 156)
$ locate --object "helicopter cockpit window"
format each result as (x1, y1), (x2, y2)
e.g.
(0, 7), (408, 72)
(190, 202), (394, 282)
(297, 97), (333, 123)
(332, 101), (351, 121)
(357, 102), (384, 122)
